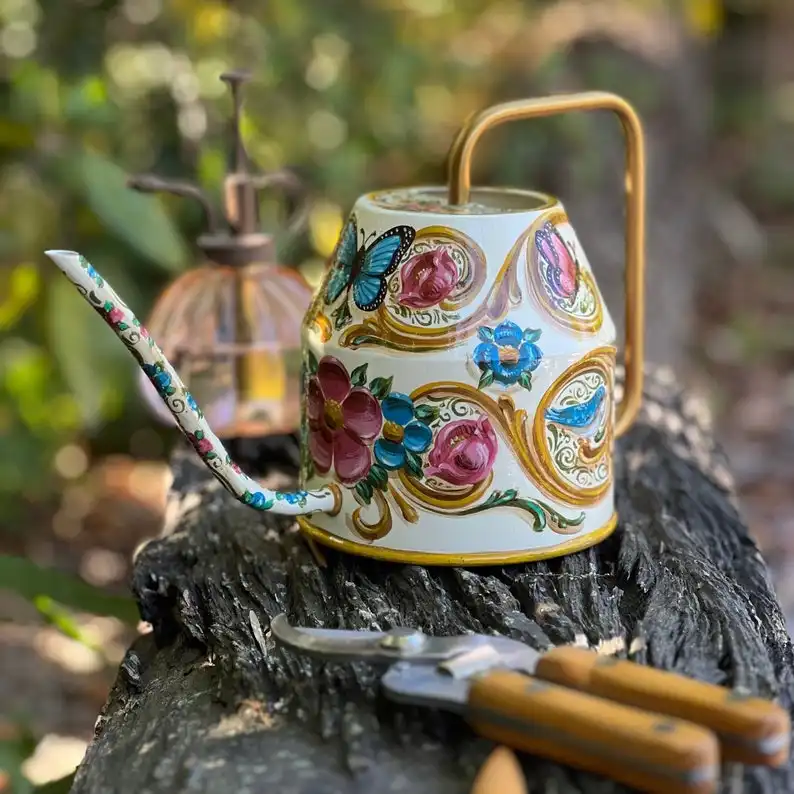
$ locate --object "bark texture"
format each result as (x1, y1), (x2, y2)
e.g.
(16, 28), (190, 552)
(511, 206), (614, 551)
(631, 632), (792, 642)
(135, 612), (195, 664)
(71, 368), (794, 794)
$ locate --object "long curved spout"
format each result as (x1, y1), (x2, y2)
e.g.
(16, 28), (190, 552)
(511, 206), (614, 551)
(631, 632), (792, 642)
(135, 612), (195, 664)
(43, 250), (339, 518)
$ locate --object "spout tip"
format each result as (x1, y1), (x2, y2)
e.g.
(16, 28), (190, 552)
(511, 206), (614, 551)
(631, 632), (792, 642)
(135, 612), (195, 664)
(44, 249), (80, 258)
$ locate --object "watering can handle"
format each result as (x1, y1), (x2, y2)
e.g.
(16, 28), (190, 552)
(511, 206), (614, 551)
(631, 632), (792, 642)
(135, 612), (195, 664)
(446, 92), (646, 438)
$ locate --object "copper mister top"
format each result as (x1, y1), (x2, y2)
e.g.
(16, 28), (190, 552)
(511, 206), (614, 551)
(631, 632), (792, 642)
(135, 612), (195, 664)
(127, 69), (306, 268)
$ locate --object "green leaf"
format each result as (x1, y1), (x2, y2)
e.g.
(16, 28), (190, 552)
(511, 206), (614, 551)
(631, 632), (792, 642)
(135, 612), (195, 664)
(368, 375), (393, 400)
(350, 363), (369, 387)
(355, 479), (373, 504)
(71, 150), (188, 273)
(404, 450), (424, 480)
(307, 350), (320, 376)
(477, 326), (494, 343)
(332, 301), (352, 330)
(478, 369), (495, 390)
(514, 499), (547, 530)
(368, 463), (389, 491)
(522, 328), (542, 343)
(45, 277), (110, 428)
(0, 556), (138, 624)
(414, 404), (440, 425)
(518, 371), (533, 391)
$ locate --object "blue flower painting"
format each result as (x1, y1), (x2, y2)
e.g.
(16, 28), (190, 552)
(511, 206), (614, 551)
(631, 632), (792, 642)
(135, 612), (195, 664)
(473, 321), (543, 390)
(374, 392), (433, 475)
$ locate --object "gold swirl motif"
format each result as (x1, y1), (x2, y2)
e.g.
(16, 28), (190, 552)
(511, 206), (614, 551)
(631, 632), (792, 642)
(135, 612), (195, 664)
(340, 225), (522, 352)
(397, 470), (494, 511)
(526, 209), (604, 334)
(387, 483), (419, 523)
(351, 487), (393, 541)
(532, 348), (616, 505)
(396, 353), (614, 511)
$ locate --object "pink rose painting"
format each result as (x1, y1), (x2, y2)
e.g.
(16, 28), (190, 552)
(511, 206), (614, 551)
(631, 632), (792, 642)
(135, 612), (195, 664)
(105, 306), (125, 326)
(187, 430), (213, 456)
(398, 248), (459, 309)
(425, 416), (498, 486)
(307, 356), (383, 486)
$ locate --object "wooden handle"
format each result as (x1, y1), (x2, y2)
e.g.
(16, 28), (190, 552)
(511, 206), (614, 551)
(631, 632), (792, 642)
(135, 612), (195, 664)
(535, 646), (791, 767)
(470, 746), (528, 794)
(466, 670), (719, 794)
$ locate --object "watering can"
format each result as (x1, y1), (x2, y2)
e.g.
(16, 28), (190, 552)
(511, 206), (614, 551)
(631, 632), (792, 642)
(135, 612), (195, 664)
(45, 91), (645, 566)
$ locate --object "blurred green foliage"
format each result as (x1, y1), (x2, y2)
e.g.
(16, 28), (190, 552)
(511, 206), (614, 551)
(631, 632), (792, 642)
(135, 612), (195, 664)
(0, 556), (138, 624)
(1, 0), (730, 514)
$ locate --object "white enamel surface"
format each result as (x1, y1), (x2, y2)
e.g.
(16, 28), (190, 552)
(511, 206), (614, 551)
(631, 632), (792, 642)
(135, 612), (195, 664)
(303, 189), (619, 557)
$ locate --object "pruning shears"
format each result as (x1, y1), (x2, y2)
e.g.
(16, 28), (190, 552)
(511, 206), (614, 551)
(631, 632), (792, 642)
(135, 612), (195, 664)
(270, 614), (790, 794)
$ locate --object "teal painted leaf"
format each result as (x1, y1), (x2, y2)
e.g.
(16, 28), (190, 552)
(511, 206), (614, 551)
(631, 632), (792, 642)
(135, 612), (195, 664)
(368, 463), (389, 491)
(522, 328), (542, 343)
(518, 371), (533, 391)
(477, 326), (494, 343)
(478, 369), (495, 390)
(332, 301), (352, 330)
(404, 450), (424, 480)
(414, 403), (440, 425)
(369, 375), (393, 400)
(355, 479), (373, 504)
(350, 363), (369, 387)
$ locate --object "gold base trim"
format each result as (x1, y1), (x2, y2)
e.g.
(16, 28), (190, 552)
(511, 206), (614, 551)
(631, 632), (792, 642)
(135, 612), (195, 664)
(296, 513), (618, 567)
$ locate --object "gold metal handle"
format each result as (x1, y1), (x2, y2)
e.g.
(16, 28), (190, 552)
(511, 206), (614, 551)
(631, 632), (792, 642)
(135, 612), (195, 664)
(447, 91), (646, 437)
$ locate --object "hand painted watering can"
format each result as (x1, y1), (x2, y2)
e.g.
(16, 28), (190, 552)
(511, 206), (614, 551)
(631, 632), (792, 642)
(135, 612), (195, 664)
(45, 91), (645, 566)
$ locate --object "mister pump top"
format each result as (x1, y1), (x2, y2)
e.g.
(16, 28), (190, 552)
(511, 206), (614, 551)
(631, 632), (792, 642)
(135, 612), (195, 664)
(128, 69), (307, 267)
(128, 69), (314, 445)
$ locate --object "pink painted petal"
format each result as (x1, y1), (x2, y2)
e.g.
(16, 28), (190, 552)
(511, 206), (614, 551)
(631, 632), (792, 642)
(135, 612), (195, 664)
(317, 356), (351, 403)
(342, 388), (383, 443)
(333, 430), (372, 485)
(309, 427), (333, 474)
(307, 377), (324, 422)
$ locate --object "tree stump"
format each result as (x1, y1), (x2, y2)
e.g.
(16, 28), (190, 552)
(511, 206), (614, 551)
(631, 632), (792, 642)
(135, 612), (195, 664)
(71, 367), (793, 794)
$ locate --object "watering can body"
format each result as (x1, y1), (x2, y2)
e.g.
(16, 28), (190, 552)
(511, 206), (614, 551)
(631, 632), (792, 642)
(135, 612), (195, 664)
(298, 185), (623, 563)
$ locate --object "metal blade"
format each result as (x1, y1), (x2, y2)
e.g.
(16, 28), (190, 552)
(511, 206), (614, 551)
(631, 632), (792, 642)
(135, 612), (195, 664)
(270, 614), (542, 673)
(271, 613), (468, 664)
(382, 661), (471, 713)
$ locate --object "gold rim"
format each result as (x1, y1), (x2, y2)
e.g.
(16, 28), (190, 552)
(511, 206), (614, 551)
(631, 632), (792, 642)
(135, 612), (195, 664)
(296, 513), (617, 567)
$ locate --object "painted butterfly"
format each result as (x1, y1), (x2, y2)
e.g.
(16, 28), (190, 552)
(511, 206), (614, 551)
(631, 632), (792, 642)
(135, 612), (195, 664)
(324, 214), (416, 312)
(535, 221), (580, 301)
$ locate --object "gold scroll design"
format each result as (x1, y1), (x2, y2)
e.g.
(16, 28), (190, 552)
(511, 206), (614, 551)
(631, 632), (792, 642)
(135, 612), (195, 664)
(339, 225), (521, 352)
(350, 482), (420, 542)
(533, 348), (616, 505)
(526, 208), (604, 335)
(378, 379), (594, 532)
(348, 367), (607, 540)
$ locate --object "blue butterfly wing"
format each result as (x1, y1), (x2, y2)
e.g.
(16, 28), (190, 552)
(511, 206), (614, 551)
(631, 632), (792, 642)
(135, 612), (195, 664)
(324, 215), (358, 304)
(351, 226), (415, 312)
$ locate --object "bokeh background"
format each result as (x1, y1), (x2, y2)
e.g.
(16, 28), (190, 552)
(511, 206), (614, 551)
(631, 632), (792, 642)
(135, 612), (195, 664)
(1, 0), (793, 790)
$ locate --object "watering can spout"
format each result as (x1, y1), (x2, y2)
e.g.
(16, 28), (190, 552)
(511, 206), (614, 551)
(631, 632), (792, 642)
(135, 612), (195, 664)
(43, 249), (340, 518)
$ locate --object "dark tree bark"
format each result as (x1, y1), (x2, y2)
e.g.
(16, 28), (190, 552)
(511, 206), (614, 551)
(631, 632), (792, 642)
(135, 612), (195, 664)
(71, 367), (793, 794)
